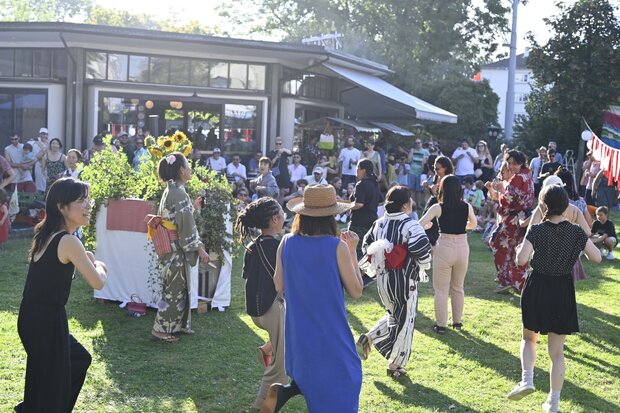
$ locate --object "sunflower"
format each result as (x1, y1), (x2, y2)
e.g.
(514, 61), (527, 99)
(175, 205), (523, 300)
(144, 135), (156, 148)
(182, 144), (192, 157)
(173, 131), (187, 143)
(161, 138), (174, 150)
(149, 147), (163, 157)
(157, 136), (167, 146)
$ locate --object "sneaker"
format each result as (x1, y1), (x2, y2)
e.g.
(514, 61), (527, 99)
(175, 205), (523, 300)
(542, 399), (559, 413)
(607, 252), (615, 260)
(507, 381), (535, 400)
(432, 325), (446, 335)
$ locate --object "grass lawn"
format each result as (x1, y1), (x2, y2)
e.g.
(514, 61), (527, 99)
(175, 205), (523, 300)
(1, 217), (619, 413)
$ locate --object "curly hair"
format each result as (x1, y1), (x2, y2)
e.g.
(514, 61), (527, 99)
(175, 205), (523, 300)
(234, 197), (281, 243)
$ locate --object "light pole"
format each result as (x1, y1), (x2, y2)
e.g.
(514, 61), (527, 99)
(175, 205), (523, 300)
(504, 0), (519, 141)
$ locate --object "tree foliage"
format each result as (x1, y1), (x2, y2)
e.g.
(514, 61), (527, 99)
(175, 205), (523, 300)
(0, 0), (92, 21)
(515, 0), (620, 152)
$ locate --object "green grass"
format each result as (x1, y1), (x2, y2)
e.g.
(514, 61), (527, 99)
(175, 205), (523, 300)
(1, 215), (619, 413)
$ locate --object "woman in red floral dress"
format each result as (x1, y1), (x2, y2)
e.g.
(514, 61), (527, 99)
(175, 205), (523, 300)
(486, 150), (534, 294)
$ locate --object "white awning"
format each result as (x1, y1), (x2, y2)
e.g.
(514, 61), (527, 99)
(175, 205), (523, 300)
(324, 63), (457, 124)
(369, 122), (415, 137)
(325, 117), (381, 133)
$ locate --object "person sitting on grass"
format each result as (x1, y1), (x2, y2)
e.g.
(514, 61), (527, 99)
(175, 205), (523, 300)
(590, 206), (617, 260)
(282, 179), (308, 204)
(508, 184), (601, 413)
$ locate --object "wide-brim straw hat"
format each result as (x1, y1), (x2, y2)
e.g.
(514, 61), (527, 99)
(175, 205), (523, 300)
(287, 184), (354, 217)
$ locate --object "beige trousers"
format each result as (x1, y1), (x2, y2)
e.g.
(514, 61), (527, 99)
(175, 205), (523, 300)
(432, 234), (469, 327)
(251, 298), (288, 409)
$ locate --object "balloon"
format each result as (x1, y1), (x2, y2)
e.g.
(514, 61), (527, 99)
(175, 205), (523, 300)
(581, 130), (593, 141)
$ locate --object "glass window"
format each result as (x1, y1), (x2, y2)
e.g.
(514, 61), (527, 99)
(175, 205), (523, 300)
(223, 104), (258, 155)
(170, 58), (190, 85)
(101, 96), (139, 136)
(129, 55), (149, 82)
(0, 93), (12, 147)
(107, 53), (128, 81)
(33, 50), (51, 78)
(190, 60), (209, 87)
(150, 57), (170, 84)
(248, 64), (266, 90)
(52, 49), (67, 79)
(15, 49), (33, 77)
(229, 63), (247, 89)
(86, 51), (107, 80)
(210, 62), (229, 88)
(14, 93), (47, 140)
(0, 50), (14, 77)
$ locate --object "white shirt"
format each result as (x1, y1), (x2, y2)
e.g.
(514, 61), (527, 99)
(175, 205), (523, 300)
(451, 147), (477, 176)
(529, 157), (545, 184)
(4, 143), (33, 183)
(226, 162), (247, 182)
(28, 138), (48, 191)
(304, 174), (328, 185)
(206, 156), (227, 173)
(288, 163), (307, 183)
(339, 147), (361, 176)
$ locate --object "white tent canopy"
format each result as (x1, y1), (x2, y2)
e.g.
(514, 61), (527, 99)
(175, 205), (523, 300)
(369, 122), (415, 137)
(324, 63), (457, 124)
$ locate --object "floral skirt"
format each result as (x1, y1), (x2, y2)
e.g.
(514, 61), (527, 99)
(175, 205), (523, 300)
(152, 250), (191, 333)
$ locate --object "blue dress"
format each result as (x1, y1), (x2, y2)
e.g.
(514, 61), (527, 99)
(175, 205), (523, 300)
(281, 234), (362, 413)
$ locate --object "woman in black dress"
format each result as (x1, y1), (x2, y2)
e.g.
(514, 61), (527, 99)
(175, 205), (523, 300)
(350, 159), (383, 286)
(507, 184), (600, 413)
(15, 177), (108, 413)
(421, 156), (454, 247)
(234, 197), (288, 410)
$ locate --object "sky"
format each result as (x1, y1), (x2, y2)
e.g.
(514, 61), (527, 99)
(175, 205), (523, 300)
(95, 0), (578, 53)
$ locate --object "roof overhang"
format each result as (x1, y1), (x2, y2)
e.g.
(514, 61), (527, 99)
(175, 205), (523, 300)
(369, 122), (414, 136)
(324, 63), (457, 124)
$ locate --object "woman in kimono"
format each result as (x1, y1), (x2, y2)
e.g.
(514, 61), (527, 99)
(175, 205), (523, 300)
(357, 186), (431, 378)
(151, 152), (210, 342)
(486, 150), (534, 294)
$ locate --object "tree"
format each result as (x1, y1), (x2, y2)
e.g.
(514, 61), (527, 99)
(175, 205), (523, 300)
(515, 0), (620, 153)
(0, 0), (92, 21)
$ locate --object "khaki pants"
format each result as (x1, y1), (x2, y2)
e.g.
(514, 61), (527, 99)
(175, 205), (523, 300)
(432, 234), (469, 327)
(251, 298), (288, 409)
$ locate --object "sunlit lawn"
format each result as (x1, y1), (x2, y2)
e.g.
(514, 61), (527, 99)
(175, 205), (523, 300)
(1, 216), (619, 412)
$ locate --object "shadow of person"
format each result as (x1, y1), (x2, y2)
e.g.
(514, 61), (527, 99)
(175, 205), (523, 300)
(373, 380), (474, 412)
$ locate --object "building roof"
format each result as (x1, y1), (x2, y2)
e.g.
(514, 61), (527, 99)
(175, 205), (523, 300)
(0, 22), (391, 75)
(481, 53), (528, 70)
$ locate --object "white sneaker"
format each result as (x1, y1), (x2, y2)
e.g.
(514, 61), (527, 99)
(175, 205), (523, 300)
(507, 381), (535, 400)
(607, 252), (615, 260)
(542, 399), (559, 412)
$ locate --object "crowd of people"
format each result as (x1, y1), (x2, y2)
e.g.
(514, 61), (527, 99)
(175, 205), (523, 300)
(6, 126), (619, 413)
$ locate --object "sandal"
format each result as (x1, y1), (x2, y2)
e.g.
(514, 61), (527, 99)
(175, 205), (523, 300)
(356, 334), (371, 360)
(386, 366), (407, 379)
(257, 347), (271, 368)
(151, 334), (179, 343)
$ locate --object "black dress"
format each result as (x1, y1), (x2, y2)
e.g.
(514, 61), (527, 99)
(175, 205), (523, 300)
(521, 221), (588, 335)
(16, 232), (92, 413)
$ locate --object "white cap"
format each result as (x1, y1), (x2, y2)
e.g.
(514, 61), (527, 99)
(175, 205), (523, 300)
(39, 127), (48, 134)
(543, 175), (564, 187)
(313, 166), (323, 174)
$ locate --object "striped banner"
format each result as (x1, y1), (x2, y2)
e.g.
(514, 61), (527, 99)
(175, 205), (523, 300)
(602, 105), (620, 149)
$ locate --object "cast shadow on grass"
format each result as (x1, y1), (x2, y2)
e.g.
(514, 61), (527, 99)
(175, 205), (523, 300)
(373, 380), (475, 412)
(576, 302), (620, 355)
(414, 311), (620, 412)
(70, 298), (277, 413)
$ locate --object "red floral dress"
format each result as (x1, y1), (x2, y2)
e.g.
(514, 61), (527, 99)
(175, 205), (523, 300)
(490, 168), (534, 292)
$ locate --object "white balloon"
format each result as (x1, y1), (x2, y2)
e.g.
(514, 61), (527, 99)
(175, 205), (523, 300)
(581, 130), (593, 141)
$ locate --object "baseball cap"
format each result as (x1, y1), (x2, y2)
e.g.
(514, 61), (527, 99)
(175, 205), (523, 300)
(213, 148), (221, 153)
(543, 175), (564, 188)
(313, 166), (323, 174)
(93, 135), (103, 145)
(39, 127), (48, 134)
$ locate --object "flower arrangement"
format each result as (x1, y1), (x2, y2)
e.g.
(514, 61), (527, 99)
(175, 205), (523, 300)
(81, 132), (238, 257)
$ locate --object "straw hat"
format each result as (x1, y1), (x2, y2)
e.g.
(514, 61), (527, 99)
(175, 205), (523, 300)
(287, 184), (354, 217)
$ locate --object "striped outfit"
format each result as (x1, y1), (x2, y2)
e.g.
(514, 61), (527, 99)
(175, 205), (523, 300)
(361, 212), (431, 367)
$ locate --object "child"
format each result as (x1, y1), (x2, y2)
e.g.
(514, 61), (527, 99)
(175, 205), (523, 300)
(591, 206), (617, 259)
(509, 184), (601, 413)
(20, 143), (36, 182)
(0, 188), (9, 249)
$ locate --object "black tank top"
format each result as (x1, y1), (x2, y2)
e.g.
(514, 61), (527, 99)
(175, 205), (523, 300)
(21, 231), (75, 306)
(438, 203), (468, 235)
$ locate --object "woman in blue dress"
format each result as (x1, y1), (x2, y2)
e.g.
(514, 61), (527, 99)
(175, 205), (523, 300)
(262, 184), (364, 413)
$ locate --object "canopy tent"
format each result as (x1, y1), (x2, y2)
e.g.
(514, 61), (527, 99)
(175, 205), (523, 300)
(324, 63), (457, 124)
(369, 121), (415, 137)
(299, 116), (381, 133)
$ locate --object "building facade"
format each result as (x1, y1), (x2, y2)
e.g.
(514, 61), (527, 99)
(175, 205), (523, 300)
(480, 52), (532, 132)
(0, 23), (456, 156)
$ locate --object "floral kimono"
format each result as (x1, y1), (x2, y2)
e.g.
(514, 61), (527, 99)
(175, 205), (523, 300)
(152, 180), (203, 333)
(490, 168), (535, 292)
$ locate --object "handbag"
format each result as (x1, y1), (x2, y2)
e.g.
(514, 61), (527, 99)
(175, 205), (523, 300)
(8, 185), (19, 222)
(126, 294), (147, 315)
(145, 214), (178, 256)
